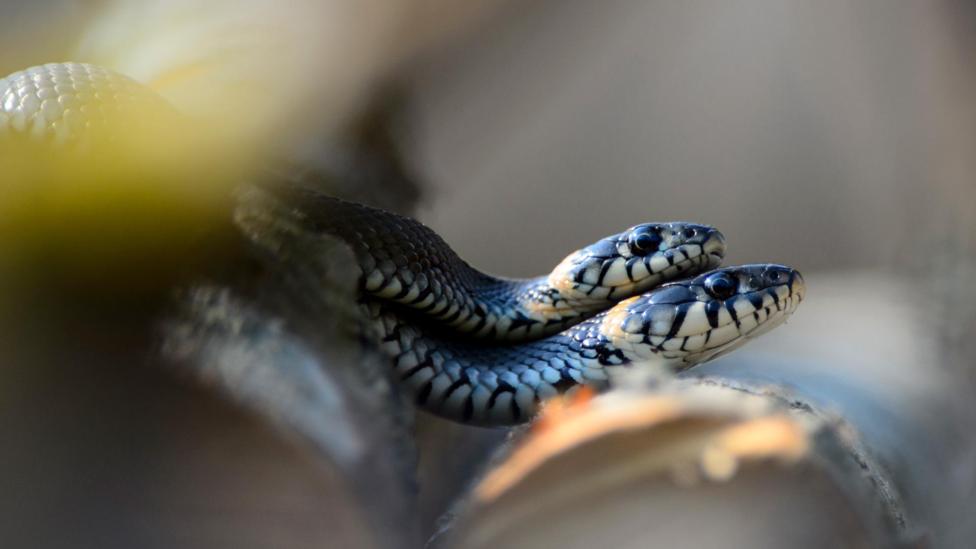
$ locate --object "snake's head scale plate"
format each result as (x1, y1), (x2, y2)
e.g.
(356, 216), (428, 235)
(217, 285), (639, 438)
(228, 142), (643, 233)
(601, 263), (805, 369)
(548, 222), (726, 304)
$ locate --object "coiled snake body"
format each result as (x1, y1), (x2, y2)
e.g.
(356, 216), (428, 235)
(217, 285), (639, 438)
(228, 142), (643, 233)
(277, 188), (805, 426)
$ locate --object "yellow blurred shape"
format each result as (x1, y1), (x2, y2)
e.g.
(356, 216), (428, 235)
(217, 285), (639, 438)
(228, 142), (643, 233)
(0, 62), (245, 299)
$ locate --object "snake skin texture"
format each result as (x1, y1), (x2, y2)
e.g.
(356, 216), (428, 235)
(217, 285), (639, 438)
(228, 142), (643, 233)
(274, 185), (726, 341)
(369, 264), (804, 426)
(0, 62), (173, 146)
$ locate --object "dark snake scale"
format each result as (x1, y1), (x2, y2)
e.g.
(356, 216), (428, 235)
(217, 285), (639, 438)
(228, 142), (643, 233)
(276, 187), (727, 341)
(276, 186), (805, 426)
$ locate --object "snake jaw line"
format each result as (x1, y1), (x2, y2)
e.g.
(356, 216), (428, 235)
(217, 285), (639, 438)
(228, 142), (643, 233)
(599, 264), (805, 369)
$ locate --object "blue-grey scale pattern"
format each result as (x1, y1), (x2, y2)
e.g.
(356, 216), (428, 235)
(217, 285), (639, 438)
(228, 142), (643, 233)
(272, 184), (724, 342)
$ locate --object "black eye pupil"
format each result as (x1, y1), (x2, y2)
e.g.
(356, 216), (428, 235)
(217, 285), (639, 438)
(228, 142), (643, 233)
(683, 228), (697, 239)
(630, 231), (661, 254)
(705, 274), (737, 299)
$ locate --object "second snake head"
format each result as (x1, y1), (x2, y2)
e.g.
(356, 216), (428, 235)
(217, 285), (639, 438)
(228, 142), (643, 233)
(548, 222), (726, 307)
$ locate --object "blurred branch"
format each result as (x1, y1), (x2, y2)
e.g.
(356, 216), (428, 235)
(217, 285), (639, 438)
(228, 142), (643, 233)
(159, 99), (427, 548)
(431, 379), (916, 549)
(161, 189), (420, 547)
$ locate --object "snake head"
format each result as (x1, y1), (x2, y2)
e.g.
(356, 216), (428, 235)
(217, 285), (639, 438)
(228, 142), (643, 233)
(602, 264), (805, 369)
(548, 222), (726, 306)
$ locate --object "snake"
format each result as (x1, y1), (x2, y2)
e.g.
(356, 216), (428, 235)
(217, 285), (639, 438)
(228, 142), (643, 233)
(273, 185), (727, 341)
(363, 262), (804, 426)
(271, 186), (804, 426)
(2, 62), (806, 426)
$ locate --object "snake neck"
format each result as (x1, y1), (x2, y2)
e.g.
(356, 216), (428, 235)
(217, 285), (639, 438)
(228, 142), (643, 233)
(277, 187), (602, 340)
(364, 301), (640, 426)
(465, 275), (612, 337)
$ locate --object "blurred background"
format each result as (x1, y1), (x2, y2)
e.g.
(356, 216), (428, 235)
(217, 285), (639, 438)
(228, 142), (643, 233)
(1, 1), (975, 548)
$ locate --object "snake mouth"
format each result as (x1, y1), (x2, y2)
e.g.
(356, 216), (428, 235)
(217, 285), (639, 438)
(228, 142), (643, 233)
(655, 279), (804, 367)
(548, 245), (720, 307)
(674, 291), (802, 367)
(603, 242), (722, 297)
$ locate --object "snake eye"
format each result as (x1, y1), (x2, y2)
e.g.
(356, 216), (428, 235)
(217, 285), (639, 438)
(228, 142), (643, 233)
(763, 267), (787, 285)
(629, 230), (662, 255)
(682, 228), (697, 239)
(704, 272), (738, 299)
